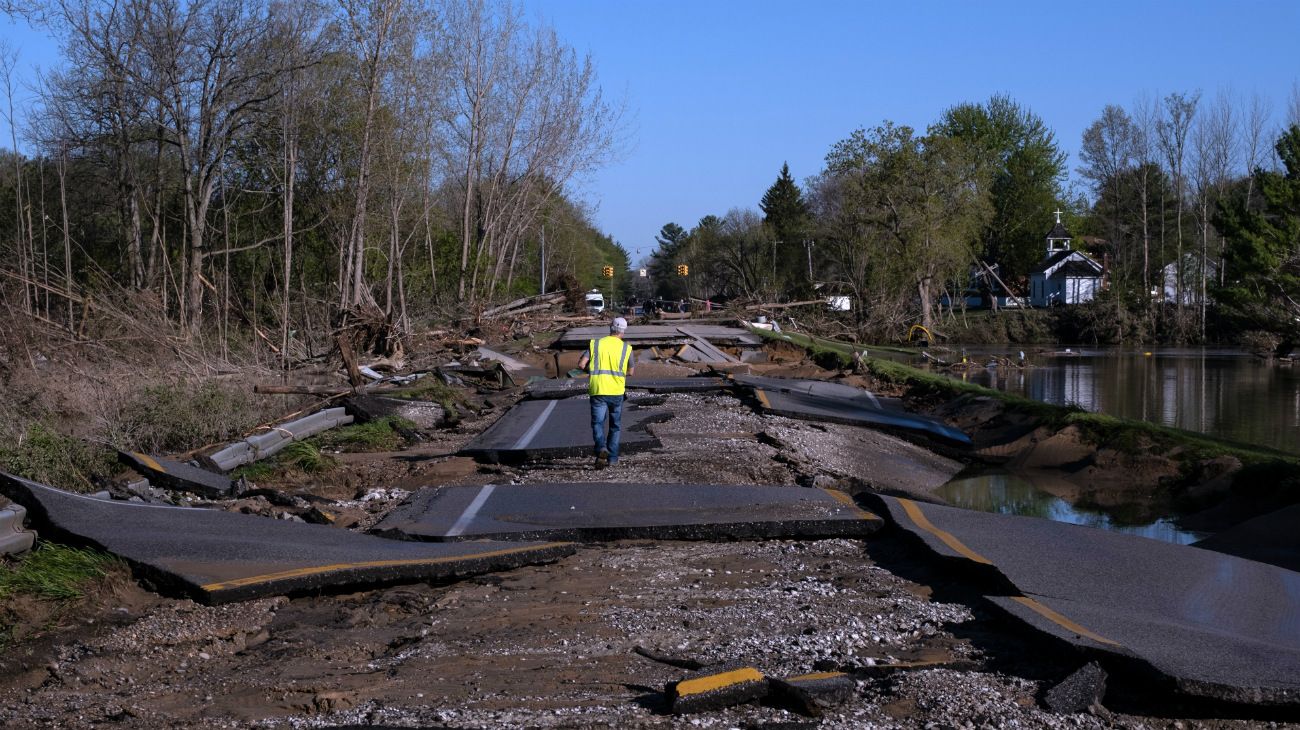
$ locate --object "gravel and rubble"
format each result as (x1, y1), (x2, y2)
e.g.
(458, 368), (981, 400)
(2, 369), (1296, 728)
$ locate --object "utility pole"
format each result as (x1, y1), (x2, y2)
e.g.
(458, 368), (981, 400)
(805, 239), (814, 281)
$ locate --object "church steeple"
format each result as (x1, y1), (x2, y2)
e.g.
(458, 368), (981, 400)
(1046, 209), (1071, 255)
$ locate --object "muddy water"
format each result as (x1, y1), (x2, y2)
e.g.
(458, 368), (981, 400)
(948, 347), (1300, 455)
(934, 471), (1207, 546)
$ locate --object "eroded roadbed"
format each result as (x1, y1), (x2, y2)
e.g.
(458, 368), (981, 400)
(373, 482), (882, 542)
(0, 472), (573, 605)
(870, 494), (1300, 707)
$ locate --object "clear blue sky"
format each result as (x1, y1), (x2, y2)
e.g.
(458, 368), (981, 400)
(5, 2), (1299, 263)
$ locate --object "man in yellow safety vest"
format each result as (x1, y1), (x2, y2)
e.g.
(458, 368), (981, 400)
(576, 317), (635, 468)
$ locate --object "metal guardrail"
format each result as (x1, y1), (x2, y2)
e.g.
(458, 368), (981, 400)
(207, 407), (354, 472)
(0, 501), (36, 556)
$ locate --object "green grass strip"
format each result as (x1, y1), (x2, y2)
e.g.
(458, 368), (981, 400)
(0, 542), (123, 602)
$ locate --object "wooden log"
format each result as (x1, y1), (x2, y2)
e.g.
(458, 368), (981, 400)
(743, 299), (825, 311)
(337, 332), (363, 388)
(481, 301), (557, 319)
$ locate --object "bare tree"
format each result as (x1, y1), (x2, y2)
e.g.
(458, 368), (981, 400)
(440, 0), (621, 305)
(336, 0), (406, 311)
(139, 0), (284, 334)
(1156, 91), (1199, 330)
(0, 41), (29, 313)
(1190, 91), (1235, 337)
(44, 0), (153, 289)
(1079, 103), (1136, 320)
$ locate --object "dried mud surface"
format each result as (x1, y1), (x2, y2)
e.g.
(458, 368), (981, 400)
(1, 381), (1290, 728)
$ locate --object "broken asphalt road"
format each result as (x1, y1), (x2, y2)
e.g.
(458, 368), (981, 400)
(0, 471), (573, 605)
(870, 494), (1300, 707)
(460, 395), (666, 463)
(373, 482), (882, 542)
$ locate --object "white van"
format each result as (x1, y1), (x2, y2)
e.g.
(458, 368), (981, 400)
(584, 289), (605, 314)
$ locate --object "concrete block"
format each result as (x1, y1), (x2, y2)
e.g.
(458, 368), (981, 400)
(768, 671), (856, 716)
(0, 502), (36, 555)
(1044, 661), (1107, 714)
(666, 663), (767, 714)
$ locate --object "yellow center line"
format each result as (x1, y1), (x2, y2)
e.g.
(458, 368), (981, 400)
(754, 388), (772, 409)
(786, 671), (846, 682)
(821, 489), (878, 521)
(200, 542), (572, 591)
(1010, 596), (1120, 647)
(894, 498), (1121, 650)
(676, 667), (764, 697)
(133, 452), (165, 473)
(896, 498), (992, 565)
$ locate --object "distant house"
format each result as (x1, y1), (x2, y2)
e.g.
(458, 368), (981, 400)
(1161, 253), (1219, 305)
(1027, 212), (1104, 307)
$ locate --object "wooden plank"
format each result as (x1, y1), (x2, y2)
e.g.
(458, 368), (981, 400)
(676, 327), (739, 363)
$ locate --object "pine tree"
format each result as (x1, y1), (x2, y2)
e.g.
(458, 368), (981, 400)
(759, 162), (812, 294)
(1216, 125), (1300, 346)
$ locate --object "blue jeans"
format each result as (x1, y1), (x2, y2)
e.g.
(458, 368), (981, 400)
(589, 395), (624, 463)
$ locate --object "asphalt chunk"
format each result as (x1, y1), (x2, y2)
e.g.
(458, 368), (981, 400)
(0, 471), (574, 605)
(119, 451), (234, 498)
(768, 671), (857, 717)
(666, 663), (768, 714)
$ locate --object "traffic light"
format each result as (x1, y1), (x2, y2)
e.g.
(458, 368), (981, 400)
(602, 266), (614, 277)
(677, 264), (689, 276)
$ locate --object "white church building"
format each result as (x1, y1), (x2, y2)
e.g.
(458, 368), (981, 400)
(1027, 212), (1104, 307)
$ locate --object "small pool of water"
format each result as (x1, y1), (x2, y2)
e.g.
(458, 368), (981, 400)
(933, 472), (1207, 546)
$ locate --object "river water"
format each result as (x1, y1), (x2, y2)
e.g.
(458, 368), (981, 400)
(948, 347), (1300, 455)
(933, 472), (1207, 545)
(926, 347), (1299, 544)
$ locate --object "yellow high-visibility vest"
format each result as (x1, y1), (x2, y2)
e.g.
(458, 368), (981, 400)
(587, 335), (633, 396)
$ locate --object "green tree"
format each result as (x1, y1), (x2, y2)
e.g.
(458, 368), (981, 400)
(759, 162), (811, 293)
(648, 221), (689, 300)
(821, 122), (991, 332)
(934, 95), (1066, 282)
(1215, 125), (1300, 346)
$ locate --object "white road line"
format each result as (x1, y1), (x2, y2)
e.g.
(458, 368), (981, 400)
(862, 390), (881, 408)
(446, 485), (496, 537)
(511, 399), (558, 451)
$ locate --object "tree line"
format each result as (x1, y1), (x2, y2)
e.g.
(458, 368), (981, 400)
(648, 90), (1300, 346)
(0, 0), (629, 359)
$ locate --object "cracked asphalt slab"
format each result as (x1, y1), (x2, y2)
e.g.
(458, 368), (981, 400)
(458, 395), (666, 463)
(872, 494), (1300, 706)
(0, 472), (574, 605)
(371, 482), (882, 542)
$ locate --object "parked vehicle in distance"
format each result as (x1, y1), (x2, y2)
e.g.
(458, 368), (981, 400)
(584, 289), (605, 314)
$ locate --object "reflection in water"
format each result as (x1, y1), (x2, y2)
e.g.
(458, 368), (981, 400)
(934, 472), (1206, 546)
(955, 349), (1300, 455)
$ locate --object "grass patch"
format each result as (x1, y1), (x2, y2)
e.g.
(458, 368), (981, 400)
(312, 416), (414, 453)
(276, 441), (337, 472)
(232, 441), (337, 482)
(0, 542), (123, 602)
(388, 379), (462, 424)
(111, 381), (264, 453)
(0, 423), (117, 492)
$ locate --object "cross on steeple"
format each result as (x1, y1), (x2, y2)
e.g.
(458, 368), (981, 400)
(1054, 209), (1063, 224)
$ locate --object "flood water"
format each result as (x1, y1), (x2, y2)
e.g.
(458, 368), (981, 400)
(934, 472), (1207, 545)
(946, 347), (1300, 455)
